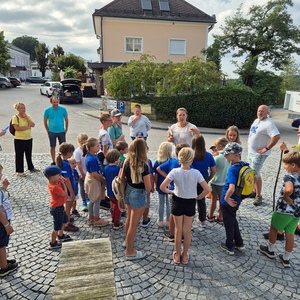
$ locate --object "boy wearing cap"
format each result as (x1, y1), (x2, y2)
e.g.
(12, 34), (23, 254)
(220, 142), (245, 255)
(44, 165), (72, 249)
(108, 109), (125, 147)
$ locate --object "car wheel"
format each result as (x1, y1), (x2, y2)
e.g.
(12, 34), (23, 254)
(40, 89), (43, 95)
(0, 84), (6, 88)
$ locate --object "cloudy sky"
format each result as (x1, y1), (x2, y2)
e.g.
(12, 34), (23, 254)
(1, 0), (299, 78)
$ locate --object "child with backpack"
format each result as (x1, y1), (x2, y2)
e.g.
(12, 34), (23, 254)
(259, 151), (300, 268)
(220, 142), (252, 255)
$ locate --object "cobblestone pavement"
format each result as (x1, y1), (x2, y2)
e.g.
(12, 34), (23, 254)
(1, 149), (300, 300)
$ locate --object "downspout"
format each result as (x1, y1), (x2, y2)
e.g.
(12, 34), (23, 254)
(100, 16), (104, 96)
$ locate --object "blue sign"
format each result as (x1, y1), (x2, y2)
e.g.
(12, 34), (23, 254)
(118, 101), (125, 112)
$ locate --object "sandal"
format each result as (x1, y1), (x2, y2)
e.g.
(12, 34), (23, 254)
(181, 253), (189, 265)
(93, 219), (109, 227)
(215, 218), (223, 225)
(173, 251), (181, 265)
(17, 173), (26, 177)
(206, 215), (216, 222)
(30, 168), (40, 172)
(126, 250), (146, 261)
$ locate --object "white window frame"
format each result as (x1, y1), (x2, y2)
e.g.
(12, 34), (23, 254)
(169, 39), (186, 55)
(125, 37), (143, 53)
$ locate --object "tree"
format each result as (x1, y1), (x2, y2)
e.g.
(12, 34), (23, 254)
(35, 42), (49, 77)
(48, 45), (65, 71)
(210, 0), (300, 87)
(0, 31), (11, 75)
(202, 39), (222, 71)
(56, 53), (86, 74)
(11, 35), (39, 61)
(280, 57), (300, 91)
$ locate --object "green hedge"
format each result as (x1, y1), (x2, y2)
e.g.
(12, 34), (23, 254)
(134, 86), (261, 129)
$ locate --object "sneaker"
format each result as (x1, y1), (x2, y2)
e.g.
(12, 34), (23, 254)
(100, 199), (110, 210)
(49, 241), (62, 250)
(69, 216), (74, 223)
(64, 223), (79, 232)
(87, 219), (94, 225)
(113, 223), (124, 230)
(82, 202), (88, 212)
(164, 230), (174, 242)
(57, 233), (72, 242)
(121, 211), (127, 218)
(253, 196), (263, 206)
(7, 259), (16, 264)
(220, 242), (234, 255)
(50, 162), (56, 166)
(197, 219), (206, 227)
(0, 262), (18, 277)
(86, 198), (90, 204)
(72, 209), (80, 216)
(234, 245), (245, 251)
(93, 219), (109, 227)
(259, 245), (275, 259)
(278, 254), (290, 268)
(263, 232), (285, 241)
(156, 220), (164, 228)
(295, 228), (300, 236)
(141, 218), (151, 228)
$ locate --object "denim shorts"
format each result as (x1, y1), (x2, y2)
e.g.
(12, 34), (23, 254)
(124, 184), (147, 209)
(0, 220), (10, 248)
(48, 132), (66, 148)
(248, 152), (268, 177)
(50, 205), (68, 231)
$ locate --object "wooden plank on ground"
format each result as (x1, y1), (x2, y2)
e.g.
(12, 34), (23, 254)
(52, 238), (116, 300)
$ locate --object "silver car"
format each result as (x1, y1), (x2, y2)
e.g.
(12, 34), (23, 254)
(0, 77), (12, 88)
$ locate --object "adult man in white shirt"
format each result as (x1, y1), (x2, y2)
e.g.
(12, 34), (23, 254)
(248, 105), (280, 206)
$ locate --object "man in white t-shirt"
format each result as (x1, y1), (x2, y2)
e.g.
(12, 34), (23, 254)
(248, 105), (280, 206)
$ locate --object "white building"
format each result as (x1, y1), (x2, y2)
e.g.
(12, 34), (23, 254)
(8, 45), (31, 80)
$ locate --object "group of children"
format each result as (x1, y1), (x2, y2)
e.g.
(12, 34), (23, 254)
(1, 117), (300, 277)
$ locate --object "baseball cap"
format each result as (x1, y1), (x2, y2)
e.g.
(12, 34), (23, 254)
(44, 165), (66, 178)
(220, 142), (243, 155)
(111, 109), (122, 117)
(136, 132), (144, 138)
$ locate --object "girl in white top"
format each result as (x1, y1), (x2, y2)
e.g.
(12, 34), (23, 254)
(167, 107), (200, 147)
(160, 147), (210, 265)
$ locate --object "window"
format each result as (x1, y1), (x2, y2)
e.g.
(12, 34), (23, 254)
(169, 39), (186, 55)
(159, 0), (170, 11)
(141, 0), (152, 10)
(125, 37), (142, 53)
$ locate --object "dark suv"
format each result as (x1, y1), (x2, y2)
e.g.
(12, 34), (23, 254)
(26, 76), (47, 83)
(8, 77), (21, 87)
(0, 77), (12, 88)
(55, 78), (83, 104)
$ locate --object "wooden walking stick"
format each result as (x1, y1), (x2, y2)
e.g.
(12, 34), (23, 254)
(273, 150), (283, 211)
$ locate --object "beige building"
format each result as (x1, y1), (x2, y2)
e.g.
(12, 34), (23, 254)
(89, 0), (216, 96)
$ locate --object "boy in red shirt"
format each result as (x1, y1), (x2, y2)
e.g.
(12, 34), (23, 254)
(44, 165), (72, 249)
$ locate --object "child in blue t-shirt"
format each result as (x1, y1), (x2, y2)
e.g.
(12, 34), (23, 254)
(220, 142), (245, 256)
(156, 143), (190, 241)
(68, 158), (80, 217)
(154, 142), (173, 227)
(103, 149), (122, 230)
(56, 142), (78, 232)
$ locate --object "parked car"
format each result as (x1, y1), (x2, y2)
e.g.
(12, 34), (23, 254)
(40, 81), (61, 97)
(26, 76), (47, 84)
(55, 78), (83, 104)
(0, 76), (12, 88)
(292, 118), (300, 128)
(8, 76), (21, 87)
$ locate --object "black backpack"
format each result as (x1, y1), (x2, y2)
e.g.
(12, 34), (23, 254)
(9, 115), (19, 136)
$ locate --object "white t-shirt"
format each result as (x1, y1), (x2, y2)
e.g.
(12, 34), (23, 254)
(167, 168), (204, 199)
(74, 147), (86, 176)
(248, 118), (280, 155)
(169, 122), (197, 146)
(99, 129), (113, 165)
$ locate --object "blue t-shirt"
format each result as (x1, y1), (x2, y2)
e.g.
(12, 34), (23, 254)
(154, 159), (170, 194)
(72, 169), (79, 196)
(61, 159), (75, 196)
(220, 163), (244, 206)
(43, 106), (68, 133)
(192, 152), (216, 178)
(158, 158), (180, 190)
(85, 153), (102, 174)
(148, 158), (154, 174)
(103, 165), (121, 198)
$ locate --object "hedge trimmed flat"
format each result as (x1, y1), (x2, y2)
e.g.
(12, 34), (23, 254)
(126, 250), (146, 261)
